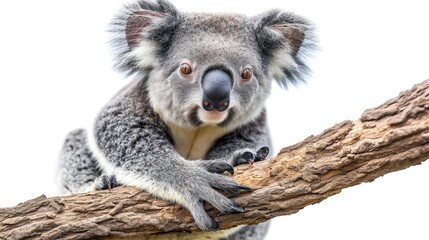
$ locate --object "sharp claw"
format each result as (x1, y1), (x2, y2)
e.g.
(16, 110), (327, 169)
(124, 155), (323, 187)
(208, 217), (219, 231)
(229, 205), (245, 213)
(238, 185), (252, 191)
(225, 164), (234, 175)
(206, 163), (234, 175)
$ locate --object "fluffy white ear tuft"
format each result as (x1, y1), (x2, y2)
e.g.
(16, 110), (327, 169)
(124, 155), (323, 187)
(253, 10), (318, 88)
(109, 0), (180, 75)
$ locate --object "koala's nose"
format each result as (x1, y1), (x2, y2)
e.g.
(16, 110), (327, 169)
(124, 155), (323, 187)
(201, 69), (232, 112)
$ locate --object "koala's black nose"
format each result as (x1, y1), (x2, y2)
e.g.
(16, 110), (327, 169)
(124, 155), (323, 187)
(201, 69), (232, 112)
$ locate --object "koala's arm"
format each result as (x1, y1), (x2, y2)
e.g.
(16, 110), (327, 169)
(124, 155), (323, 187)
(91, 81), (248, 231)
(205, 112), (272, 166)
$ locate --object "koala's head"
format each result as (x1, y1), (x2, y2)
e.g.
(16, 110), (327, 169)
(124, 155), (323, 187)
(111, 0), (316, 130)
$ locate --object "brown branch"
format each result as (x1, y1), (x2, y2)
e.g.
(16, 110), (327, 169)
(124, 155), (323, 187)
(1, 79), (429, 240)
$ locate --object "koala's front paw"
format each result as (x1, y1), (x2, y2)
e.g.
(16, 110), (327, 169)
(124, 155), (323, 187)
(185, 160), (251, 231)
(231, 147), (270, 166)
(95, 175), (120, 190)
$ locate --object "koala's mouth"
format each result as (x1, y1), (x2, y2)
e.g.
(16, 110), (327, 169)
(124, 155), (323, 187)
(199, 108), (228, 123)
(189, 106), (235, 128)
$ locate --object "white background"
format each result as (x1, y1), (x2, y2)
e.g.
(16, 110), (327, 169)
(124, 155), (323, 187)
(0, 0), (428, 239)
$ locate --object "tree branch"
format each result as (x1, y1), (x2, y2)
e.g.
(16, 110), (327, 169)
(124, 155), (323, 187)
(1, 79), (429, 240)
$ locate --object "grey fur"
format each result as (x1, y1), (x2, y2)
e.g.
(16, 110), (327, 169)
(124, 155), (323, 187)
(58, 129), (101, 194)
(58, 0), (317, 239)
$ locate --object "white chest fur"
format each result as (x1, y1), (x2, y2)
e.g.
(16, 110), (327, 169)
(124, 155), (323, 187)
(168, 124), (229, 160)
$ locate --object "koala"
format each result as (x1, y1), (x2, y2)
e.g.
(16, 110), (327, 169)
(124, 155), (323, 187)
(57, 0), (316, 239)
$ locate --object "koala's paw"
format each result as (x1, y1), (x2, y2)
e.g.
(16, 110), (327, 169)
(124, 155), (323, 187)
(95, 175), (120, 190)
(231, 147), (270, 166)
(185, 160), (252, 231)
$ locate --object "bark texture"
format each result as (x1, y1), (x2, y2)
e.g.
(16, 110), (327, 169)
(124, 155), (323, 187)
(1, 79), (429, 240)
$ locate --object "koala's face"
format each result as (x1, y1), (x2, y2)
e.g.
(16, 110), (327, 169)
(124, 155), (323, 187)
(111, 0), (316, 129)
(147, 14), (270, 129)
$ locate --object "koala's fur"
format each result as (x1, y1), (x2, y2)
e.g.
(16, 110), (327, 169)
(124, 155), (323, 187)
(58, 0), (316, 239)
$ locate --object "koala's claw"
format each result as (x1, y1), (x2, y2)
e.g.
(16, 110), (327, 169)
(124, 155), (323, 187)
(227, 202), (245, 213)
(208, 217), (219, 230)
(190, 198), (222, 231)
(97, 175), (119, 190)
(237, 185), (252, 191)
(200, 160), (235, 175)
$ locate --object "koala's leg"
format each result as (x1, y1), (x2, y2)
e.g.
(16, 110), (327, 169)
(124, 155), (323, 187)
(92, 89), (250, 231)
(203, 113), (272, 239)
(57, 129), (103, 194)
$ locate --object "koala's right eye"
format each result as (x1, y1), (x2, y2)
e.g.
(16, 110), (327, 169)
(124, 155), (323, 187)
(180, 63), (192, 75)
(241, 68), (253, 80)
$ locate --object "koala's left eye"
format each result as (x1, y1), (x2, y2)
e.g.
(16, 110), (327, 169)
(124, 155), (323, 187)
(241, 68), (253, 80)
(180, 63), (192, 75)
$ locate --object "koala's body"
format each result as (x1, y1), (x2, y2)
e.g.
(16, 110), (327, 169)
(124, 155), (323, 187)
(58, 0), (316, 239)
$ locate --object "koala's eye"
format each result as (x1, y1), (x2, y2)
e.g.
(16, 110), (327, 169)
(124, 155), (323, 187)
(241, 68), (252, 80)
(180, 63), (192, 75)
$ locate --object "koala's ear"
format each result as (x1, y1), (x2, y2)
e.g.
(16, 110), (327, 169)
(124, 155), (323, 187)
(125, 9), (163, 48)
(253, 10), (317, 87)
(110, 0), (181, 75)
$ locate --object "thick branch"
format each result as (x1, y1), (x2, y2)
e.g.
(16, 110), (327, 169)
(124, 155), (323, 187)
(1, 79), (429, 240)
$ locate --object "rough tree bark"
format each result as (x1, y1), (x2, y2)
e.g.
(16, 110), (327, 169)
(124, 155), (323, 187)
(1, 79), (429, 240)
